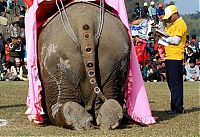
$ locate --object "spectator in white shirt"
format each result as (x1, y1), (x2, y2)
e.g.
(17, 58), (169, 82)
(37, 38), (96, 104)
(185, 59), (200, 81)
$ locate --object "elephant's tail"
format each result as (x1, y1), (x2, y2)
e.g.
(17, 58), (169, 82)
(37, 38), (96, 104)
(78, 10), (106, 111)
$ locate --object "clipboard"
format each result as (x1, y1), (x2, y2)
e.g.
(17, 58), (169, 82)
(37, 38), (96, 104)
(156, 29), (169, 37)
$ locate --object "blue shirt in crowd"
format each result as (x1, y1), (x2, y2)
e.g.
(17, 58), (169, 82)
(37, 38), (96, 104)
(157, 8), (165, 16)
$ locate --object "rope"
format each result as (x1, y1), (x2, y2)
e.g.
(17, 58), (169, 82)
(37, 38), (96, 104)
(95, 0), (105, 42)
(56, 0), (105, 44)
(56, 0), (78, 43)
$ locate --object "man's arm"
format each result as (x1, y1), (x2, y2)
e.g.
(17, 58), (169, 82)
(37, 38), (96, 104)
(161, 36), (181, 45)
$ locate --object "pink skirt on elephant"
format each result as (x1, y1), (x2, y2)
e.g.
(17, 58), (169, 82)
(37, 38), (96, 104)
(24, 0), (156, 125)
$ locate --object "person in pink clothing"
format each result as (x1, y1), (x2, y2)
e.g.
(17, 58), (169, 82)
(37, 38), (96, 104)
(25, 0), (156, 125)
(158, 44), (165, 61)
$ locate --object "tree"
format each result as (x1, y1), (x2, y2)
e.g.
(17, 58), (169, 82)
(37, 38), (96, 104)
(183, 12), (200, 40)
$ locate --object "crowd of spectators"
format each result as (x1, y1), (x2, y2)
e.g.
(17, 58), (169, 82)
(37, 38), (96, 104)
(131, 1), (200, 82)
(133, 33), (200, 82)
(0, 0), (27, 81)
(0, 33), (27, 81)
(132, 1), (165, 25)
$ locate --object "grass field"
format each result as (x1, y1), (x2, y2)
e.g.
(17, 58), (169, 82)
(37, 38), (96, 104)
(0, 81), (199, 136)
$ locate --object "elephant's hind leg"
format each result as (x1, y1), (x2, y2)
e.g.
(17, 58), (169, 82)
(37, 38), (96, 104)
(62, 101), (93, 130)
(96, 99), (123, 130)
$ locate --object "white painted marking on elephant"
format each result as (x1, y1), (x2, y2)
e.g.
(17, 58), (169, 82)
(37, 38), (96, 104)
(41, 43), (47, 71)
(46, 68), (63, 106)
(51, 103), (62, 119)
(47, 43), (57, 57)
(42, 43), (64, 106)
(43, 43), (57, 70)
(56, 80), (63, 104)
(46, 70), (63, 107)
(41, 43), (47, 59)
(42, 43), (67, 112)
(57, 58), (71, 72)
(123, 43), (129, 54)
(0, 119), (8, 127)
(44, 75), (62, 114)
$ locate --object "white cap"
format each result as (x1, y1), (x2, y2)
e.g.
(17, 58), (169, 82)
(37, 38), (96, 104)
(163, 5), (178, 20)
(150, 1), (155, 5)
(144, 2), (148, 6)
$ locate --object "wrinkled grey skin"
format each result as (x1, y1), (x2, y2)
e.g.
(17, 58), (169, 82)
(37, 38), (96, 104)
(38, 2), (131, 130)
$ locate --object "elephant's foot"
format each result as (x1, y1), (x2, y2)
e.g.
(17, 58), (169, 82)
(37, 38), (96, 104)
(96, 99), (123, 130)
(62, 101), (93, 130)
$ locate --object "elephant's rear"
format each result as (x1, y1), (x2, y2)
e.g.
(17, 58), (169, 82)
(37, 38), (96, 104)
(38, 2), (131, 129)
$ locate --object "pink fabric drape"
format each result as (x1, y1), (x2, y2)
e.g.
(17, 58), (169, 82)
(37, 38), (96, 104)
(25, 0), (44, 124)
(25, 0), (156, 125)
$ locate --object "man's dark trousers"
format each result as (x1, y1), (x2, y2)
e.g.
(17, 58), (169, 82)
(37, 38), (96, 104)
(166, 60), (184, 112)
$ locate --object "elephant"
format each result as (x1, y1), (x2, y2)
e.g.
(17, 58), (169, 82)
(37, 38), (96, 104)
(37, 2), (131, 130)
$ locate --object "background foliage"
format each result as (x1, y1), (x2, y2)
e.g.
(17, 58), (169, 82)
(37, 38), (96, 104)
(183, 11), (200, 39)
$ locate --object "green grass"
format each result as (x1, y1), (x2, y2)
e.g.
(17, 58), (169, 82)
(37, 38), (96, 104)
(0, 81), (199, 136)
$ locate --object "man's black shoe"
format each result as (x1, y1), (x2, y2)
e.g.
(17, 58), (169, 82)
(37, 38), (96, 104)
(165, 110), (177, 114)
(176, 109), (186, 114)
(165, 110), (185, 115)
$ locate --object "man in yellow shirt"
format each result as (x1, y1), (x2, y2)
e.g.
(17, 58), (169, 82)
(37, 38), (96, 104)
(159, 5), (187, 114)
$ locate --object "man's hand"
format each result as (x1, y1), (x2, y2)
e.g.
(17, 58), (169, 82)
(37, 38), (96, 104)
(156, 32), (162, 38)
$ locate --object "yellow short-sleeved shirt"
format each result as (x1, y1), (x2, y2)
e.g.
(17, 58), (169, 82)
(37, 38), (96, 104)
(164, 17), (188, 60)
